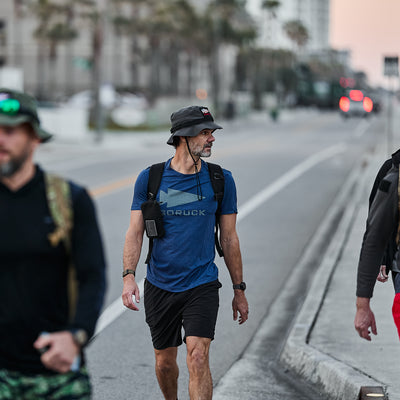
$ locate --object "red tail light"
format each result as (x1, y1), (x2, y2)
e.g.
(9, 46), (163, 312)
(349, 90), (364, 101)
(363, 97), (373, 113)
(339, 96), (350, 112)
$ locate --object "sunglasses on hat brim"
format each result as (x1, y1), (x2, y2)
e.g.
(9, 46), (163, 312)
(0, 98), (40, 124)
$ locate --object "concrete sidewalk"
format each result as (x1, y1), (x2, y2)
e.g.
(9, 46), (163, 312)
(280, 145), (400, 400)
(215, 147), (400, 400)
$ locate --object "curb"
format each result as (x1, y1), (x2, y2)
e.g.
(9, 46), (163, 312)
(279, 150), (386, 400)
(213, 148), (384, 400)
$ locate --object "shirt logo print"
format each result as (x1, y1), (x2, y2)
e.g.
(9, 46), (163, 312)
(160, 189), (205, 208)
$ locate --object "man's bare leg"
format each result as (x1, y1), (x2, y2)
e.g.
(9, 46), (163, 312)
(154, 347), (179, 400)
(186, 337), (212, 400)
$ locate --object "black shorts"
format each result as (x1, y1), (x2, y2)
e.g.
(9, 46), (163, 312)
(144, 279), (222, 350)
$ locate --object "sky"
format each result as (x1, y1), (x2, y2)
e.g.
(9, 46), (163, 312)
(330, 0), (400, 87)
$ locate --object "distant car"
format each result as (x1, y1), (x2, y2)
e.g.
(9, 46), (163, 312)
(339, 89), (374, 118)
(64, 85), (148, 110)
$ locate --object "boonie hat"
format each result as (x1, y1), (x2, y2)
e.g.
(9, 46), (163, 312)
(0, 88), (53, 142)
(167, 105), (222, 145)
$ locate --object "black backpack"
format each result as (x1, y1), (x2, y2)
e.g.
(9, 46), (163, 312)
(144, 161), (225, 263)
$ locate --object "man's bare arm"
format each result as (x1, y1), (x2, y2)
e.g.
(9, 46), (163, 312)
(122, 210), (145, 311)
(220, 213), (248, 324)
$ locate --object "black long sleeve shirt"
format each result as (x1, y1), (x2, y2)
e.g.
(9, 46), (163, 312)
(0, 166), (106, 373)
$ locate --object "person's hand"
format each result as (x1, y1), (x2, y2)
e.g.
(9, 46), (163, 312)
(33, 331), (79, 373)
(122, 275), (140, 311)
(354, 298), (377, 341)
(232, 292), (249, 325)
(377, 265), (388, 282)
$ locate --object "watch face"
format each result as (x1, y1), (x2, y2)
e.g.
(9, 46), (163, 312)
(234, 282), (246, 290)
(73, 329), (88, 346)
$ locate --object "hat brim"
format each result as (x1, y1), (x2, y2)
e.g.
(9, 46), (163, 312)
(167, 121), (222, 145)
(0, 115), (53, 142)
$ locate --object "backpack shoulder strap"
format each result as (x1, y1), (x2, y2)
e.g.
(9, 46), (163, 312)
(207, 162), (224, 208)
(44, 173), (73, 252)
(147, 162), (166, 200)
(145, 162), (165, 264)
(44, 172), (77, 321)
(207, 162), (225, 257)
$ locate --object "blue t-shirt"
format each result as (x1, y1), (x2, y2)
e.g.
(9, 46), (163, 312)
(131, 158), (237, 292)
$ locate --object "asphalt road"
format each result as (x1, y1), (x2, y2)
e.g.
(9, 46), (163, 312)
(36, 109), (383, 399)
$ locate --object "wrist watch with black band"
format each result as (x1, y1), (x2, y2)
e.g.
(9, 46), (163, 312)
(122, 269), (136, 278)
(233, 281), (246, 291)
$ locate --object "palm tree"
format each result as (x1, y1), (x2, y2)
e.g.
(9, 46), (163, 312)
(75, 0), (105, 138)
(262, 0), (280, 17)
(283, 19), (309, 54)
(12, 0), (26, 66)
(157, 0), (200, 96)
(201, 0), (256, 115)
(111, 0), (148, 90)
(260, 0), (281, 107)
(112, 0), (202, 99)
(261, 0), (280, 45)
(30, 0), (78, 99)
(46, 22), (77, 98)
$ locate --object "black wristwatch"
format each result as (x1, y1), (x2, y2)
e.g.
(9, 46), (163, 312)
(122, 269), (136, 278)
(233, 282), (246, 291)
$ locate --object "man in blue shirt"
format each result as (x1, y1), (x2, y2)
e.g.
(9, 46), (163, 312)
(122, 105), (248, 400)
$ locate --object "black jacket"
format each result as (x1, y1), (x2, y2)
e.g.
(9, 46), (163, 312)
(0, 166), (106, 373)
(357, 150), (400, 298)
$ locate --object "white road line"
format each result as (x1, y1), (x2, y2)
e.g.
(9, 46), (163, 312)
(94, 279), (144, 336)
(93, 142), (348, 337)
(237, 142), (347, 221)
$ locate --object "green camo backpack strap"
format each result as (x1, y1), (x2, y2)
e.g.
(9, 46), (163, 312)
(44, 173), (77, 321)
(45, 173), (73, 251)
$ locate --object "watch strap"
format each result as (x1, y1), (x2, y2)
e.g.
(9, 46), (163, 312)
(122, 269), (136, 278)
(233, 281), (246, 290)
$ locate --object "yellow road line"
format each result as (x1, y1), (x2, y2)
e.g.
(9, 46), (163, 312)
(88, 140), (262, 198)
(90, 175), (137, 198)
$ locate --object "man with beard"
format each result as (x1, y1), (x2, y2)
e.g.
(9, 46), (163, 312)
(0, 89), (106, 399)
(122, 105), (248, 400)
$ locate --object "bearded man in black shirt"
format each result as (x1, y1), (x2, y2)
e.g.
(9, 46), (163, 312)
(0, 88), (106, 399)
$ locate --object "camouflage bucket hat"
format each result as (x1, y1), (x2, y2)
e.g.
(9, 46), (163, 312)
(0, 88), (53, 142)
